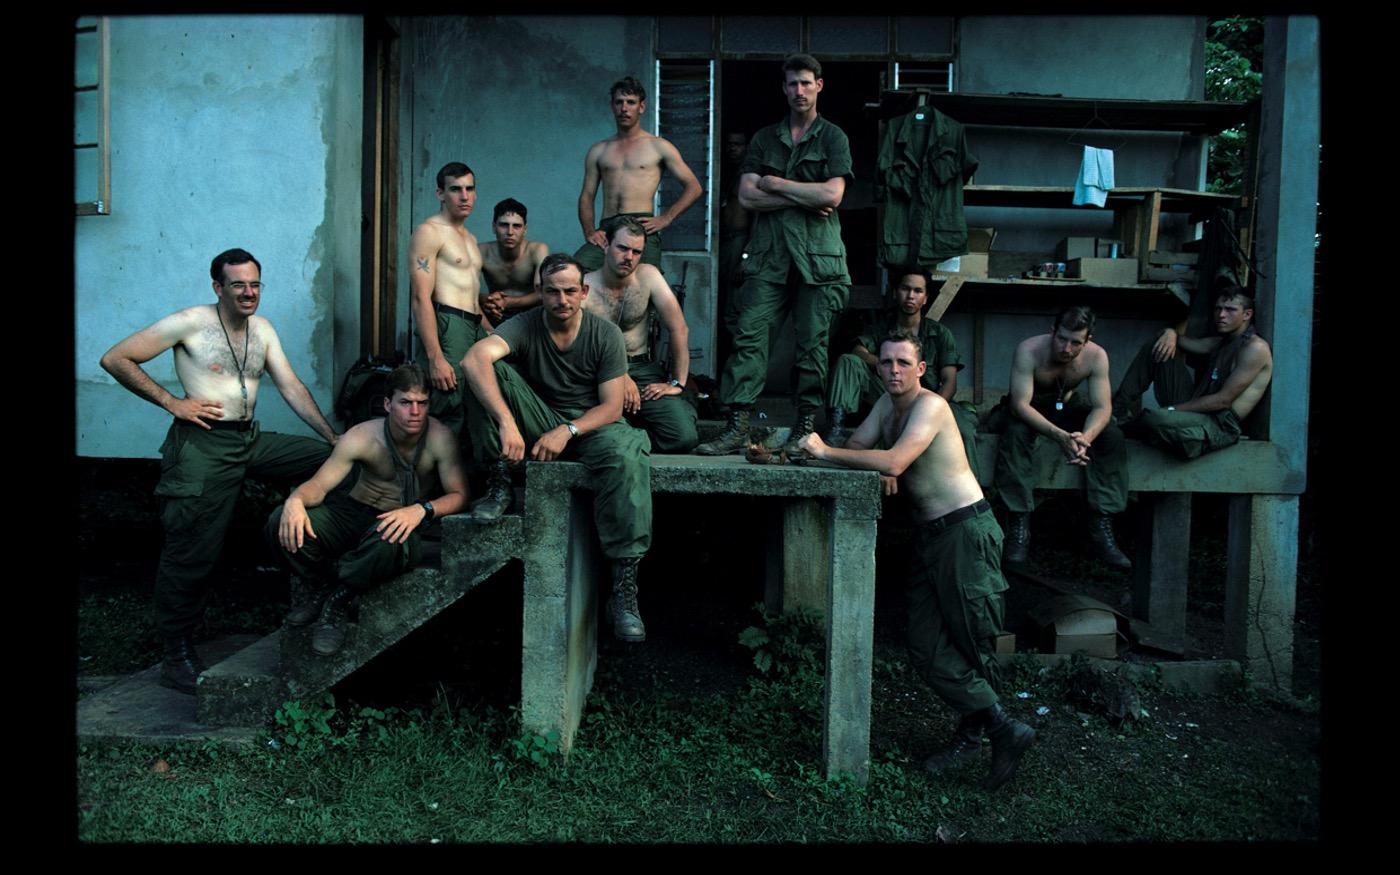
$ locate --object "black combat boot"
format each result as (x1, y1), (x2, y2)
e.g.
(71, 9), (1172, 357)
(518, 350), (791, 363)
(924, 711), (986, 773)
(826, 407), (849, 449)
(311, 585), (357, 656)
(1003, 512), (1031, 565)
(159, 635), (207, 694)
(695, 408), (751, 456)
(607, 557), (646, 643)
(783, 411), (817, 457)
(1088, 512), (1132, 570)
(285, 575), (331, 627)
(981, 702), (1037, 790)
(472, 461), (513, 523)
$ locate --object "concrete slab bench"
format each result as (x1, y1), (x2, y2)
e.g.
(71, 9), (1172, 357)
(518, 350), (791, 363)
(517, 455), (883, 783)
(972, 434), (1299, 690)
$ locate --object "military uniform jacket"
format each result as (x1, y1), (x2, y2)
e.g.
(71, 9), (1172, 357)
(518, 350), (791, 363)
(739, 114), (854, 286)
(877, 108), (978, 270)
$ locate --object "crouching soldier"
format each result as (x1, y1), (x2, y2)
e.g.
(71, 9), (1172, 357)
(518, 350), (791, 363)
(266, 364), (468, 655)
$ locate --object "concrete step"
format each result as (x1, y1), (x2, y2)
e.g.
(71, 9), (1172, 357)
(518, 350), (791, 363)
(203, 514), (526, 722)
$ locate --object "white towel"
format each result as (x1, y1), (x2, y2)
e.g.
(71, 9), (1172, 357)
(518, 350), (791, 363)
(1073, 145), (1115, 208)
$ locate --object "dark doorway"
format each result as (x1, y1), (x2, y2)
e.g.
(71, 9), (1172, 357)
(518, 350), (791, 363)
(360, 16), (401, 358)
(716, 59), (885, 402)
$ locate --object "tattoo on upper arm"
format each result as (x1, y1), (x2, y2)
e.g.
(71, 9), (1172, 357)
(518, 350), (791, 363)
(417, 257), (430, 273)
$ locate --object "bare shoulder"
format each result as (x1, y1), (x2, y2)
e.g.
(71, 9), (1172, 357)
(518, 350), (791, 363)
(1014, 334), (1045, 362)
(412, 217), (445, 242)
(527, 241), (550, 262)
(338, 418), (383, 458)
(1085, 341), (1111, 369)
(1243, 334), (1274, 364)
(424, 417), (457, 456)
(637, 263), (669, 290)
(479, 240), (500, 260)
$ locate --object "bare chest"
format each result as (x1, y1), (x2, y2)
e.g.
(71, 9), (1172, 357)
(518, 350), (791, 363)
(1033, 361), (1088, 396)
(183, 321), (267, 380)
(436, 226), (481, 272)
(591, 286), (650, 332)
(599, 139), (661, 176)
(482, 246), (531, 288)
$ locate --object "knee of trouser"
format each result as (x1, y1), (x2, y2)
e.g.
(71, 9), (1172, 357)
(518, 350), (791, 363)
(263, 506), (285, 552)
(1094, 422), (1126, 454)
(998, 417), (1039, 451)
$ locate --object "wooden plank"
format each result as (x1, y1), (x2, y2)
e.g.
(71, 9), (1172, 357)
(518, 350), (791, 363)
(965, 185), (1239, 211)
(1136, 191), (1162, 281)
(926, 274), (964, 320)
(917, 91), (1253, 135)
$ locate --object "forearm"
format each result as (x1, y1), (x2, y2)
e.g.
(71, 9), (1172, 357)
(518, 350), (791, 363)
(1080, 407), (1112, 444)
(669, 326), (690, 384)
(282, 381), (338, 442)
(815, 444), (900, 476)
(766, 177), (840, 211)
(1170, 394), (1231, 414)
(504, 290), (541, 310)
(570, 399), (624, 435)
(739, 187), (798, 212)
(287, 482), (327, 512)
(462, 353), (516, 429)
(411, 291), (448, 363)
(424, 487), (468, 519)
(102, 357), (180, 413)
(1011, 401), (1065, 440)
(578, 197), (598, 237)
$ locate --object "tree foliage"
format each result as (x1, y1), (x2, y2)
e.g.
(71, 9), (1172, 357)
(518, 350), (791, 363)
(1205, 16), (1264, 194)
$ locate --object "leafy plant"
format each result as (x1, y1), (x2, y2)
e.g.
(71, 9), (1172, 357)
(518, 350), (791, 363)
(273, 692), (338, 749)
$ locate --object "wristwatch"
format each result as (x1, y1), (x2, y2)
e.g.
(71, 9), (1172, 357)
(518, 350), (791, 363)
(565, 422), (579, 437)
(668, 379), (681, 388)
(420, 500), (435, 521)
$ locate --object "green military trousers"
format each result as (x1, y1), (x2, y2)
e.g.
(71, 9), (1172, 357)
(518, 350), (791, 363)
(573, 213), (663, 273)
(263, 491), (421, 593)
(986, 395), (1129, 515)
(906, 501), (1006, 714)
(721, 269), (849, 414)
(626, 358), (699, 453)
(153, 421), (331, 639)
(468, 361), (653, 559)
(826, 352), (982, 480)
(423, 307), (488, 436)
(1114, 338), (1242, 460)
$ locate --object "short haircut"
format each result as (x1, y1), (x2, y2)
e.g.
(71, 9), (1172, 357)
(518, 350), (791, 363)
(436, 161), (474, 190)
(539, 253), (585, 285)
(493, 198), (528, 223)
(879, 329), (924, 364)
(386, 363), (430, 398)
(603, 215), (648, 243)
(211, 248), (261, 283)
(1218, 285), (1255, 311)
(783, 53), (822, 80)
(1053, 305), (1096, 337)
(893, 267), (933, 291)
(610, 75), (646, 103)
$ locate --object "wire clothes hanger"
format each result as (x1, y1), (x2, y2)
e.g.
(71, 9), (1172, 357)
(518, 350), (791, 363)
(1067, 101), (1126, 150)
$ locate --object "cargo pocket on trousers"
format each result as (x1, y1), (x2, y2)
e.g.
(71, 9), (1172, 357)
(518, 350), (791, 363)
(808, 252), (846, 284)
(153, 431), (205, 500)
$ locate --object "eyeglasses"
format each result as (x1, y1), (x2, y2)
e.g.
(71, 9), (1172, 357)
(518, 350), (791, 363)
(221, 281), (264, 292)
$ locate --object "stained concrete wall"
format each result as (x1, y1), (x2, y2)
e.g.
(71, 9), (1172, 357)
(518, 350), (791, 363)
(396, 16), (654, 360)
(957, 16), (1207, 252)
(76, 16), (363, 458)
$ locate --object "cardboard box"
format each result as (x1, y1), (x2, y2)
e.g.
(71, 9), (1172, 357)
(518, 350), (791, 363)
(995, 632), (1017, 655)
(1067, 256), (1139, 286)
(1028, 593), (1127, 659)
(932, 252), (989, 278)
(1056, 237), (1122, 261)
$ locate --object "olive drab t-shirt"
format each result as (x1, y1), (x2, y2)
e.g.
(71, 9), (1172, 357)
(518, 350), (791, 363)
(739, 114), (855, 286)
(493, 310), (628, 420)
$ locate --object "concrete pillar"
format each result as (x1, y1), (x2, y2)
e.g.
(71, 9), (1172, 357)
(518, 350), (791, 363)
(1252, 15), (1319, 473)
(1225, 494), (1297, 692)
(783, 498), (831, 612)
(520, 470), (599, 752)
(822, 496), (879, 784)
(1132, 492), (1192, 648)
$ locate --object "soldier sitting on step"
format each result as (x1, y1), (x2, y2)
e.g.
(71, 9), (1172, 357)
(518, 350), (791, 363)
(265, 364), (468, 657)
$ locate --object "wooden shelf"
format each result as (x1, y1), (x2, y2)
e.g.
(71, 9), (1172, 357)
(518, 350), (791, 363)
(878, 91), (1253, 135)
(963, 185), (1239, 213)
(927, 274), (1188, 321)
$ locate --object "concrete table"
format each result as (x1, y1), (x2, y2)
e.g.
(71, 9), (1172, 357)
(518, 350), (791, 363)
(518, 455), (882, 784)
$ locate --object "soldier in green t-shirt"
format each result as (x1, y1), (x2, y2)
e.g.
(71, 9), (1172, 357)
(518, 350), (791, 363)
(462, 254), (654, 643)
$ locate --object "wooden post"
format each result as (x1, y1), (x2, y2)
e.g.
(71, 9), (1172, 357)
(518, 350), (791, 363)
(823, 496), (878, 784)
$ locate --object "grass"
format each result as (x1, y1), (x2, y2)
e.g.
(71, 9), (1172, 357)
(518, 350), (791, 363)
(78, 607), (1320, 843)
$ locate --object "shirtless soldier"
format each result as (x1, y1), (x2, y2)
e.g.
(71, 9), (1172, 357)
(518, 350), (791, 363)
(986, 306), (1131, 570)
(799, 330), (1036, 791)
(581, 216), (697, 453)
(479, 198), (549, 326)
(574, 75), (703, 273)
(1113, 286), (1273, 459)
(266, 364), (468, 656)
(100, 248), (339, 693)
(410, 162), (487, 436)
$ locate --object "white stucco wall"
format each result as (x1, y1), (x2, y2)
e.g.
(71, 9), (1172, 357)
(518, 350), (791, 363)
(76, 15), (363, 458)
